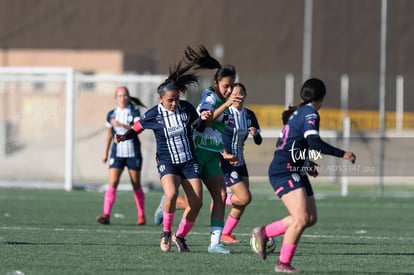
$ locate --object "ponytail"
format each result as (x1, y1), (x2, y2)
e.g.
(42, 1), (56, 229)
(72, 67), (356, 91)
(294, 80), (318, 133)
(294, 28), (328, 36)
(184, 45), (236, 82)
(129, 96), (146, 108)
(157, 60), (198, 96)
(282, 78), (326, 125)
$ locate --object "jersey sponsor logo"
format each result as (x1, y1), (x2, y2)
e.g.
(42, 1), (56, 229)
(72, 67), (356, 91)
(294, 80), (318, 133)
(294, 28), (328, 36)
(194, 135), (222, 148)
(289, 140), (322, 163)
(167, 125), (184, 136)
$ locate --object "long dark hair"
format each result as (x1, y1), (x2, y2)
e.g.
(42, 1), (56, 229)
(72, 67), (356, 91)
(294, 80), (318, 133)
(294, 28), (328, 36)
(157, 60), (199, 96)
(184, 45), (236, 82)
(282, 78), (326, 124)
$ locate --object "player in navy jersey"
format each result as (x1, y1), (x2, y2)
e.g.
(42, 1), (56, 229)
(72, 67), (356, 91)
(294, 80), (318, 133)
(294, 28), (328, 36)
(96, 86), (147, 226)
(220, 83), (263, 244)
(114, 61), (212, 252)
(153, 45), (240, 254)
(252, 78), (356, 273)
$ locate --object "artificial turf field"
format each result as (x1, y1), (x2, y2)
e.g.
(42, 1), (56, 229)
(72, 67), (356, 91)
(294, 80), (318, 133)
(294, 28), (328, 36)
(0, 185), (413, 274)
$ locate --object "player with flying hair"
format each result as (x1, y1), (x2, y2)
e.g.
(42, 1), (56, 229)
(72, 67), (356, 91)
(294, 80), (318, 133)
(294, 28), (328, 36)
(154, 45), (242, 253)
(114, 60), (211, 252)
(183, 45), (241, 253)
(97, 86), (147, 226)
(252, 78), (356, 273)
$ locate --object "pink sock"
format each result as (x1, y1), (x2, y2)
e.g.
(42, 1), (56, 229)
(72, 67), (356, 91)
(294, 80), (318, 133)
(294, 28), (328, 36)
(225, 193), (233, 206)
(279, 243), (297, 264)
(103, 186), (116, 216)
(133, 188), (145, 217)
(175, 219), (195, 238)
(222, 215), (239, 235)
(264, 220), (287, 237)
(162, 211), (175, 232)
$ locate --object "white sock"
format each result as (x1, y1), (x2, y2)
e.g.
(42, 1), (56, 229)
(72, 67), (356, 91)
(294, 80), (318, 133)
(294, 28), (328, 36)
(210, 226), (222, 246)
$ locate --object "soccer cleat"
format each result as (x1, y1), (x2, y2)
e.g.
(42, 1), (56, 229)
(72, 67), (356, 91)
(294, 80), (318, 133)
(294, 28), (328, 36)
(160, 231), (171, 252)
(154, 195), (165, 225)
(207, 243), (231, 254)
(172, 234), (190, 252)
(96, 215), (110, 225)
(275, 260), (300, 273)
(137, 215), (146, 226)
(221, 233), (240, 243)
(252, 226), (267, 260)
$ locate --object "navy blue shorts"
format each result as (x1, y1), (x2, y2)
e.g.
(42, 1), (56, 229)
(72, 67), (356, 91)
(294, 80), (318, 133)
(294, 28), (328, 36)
(221, 158), (249, 187)
(269, 173), (314, 198)
(157, 158), (200, 179)
(109, 156), (142, 171)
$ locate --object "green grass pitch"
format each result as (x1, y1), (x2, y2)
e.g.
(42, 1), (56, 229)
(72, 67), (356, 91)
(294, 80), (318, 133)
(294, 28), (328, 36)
(0, 186), (413, 274)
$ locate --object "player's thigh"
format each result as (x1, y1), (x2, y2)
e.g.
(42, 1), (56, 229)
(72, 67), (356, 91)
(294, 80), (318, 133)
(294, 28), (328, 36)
(160, 174), (181, 199)
(127, 169), (141, 188)
(108, 168), (123, 187)
(281, 188), (309, 221)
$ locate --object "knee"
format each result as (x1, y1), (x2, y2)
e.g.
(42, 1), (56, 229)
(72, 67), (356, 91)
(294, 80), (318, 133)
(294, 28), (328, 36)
(291, 216), (308, 230)
(164, 193), (178, 203)
(238, 192), (252, 206)
(244, 192), (252, 205)
(190, 198), (203, 211)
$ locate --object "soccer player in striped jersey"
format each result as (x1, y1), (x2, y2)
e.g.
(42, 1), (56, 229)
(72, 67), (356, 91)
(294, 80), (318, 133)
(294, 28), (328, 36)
(114, 61), (211, 253)
(220, 83), (262, 244)
(97, 86), (147, 226)
(252, 78), (356, 273)
(151, 45), (241, 253)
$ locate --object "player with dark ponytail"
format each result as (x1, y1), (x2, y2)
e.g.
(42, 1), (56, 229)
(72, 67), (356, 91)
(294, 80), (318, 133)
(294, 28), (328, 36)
(184, 45), (241, 254)
(115, 60), (211, 253)
(252, 78), (356, 272)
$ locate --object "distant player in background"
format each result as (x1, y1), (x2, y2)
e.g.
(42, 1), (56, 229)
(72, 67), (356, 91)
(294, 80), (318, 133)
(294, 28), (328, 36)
(220, 83), (262, 244)
(252, 78), (356, 273)
(114, 60), (211, 253)
(97, 86), (147, 225)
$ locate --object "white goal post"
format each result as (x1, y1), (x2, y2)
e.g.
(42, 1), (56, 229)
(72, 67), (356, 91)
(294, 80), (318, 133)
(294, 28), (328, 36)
(0, 67), (75, 190)
(0, 67), (165, 191)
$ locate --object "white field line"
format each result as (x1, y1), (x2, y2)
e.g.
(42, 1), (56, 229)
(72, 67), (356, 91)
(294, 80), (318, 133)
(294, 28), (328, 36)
(0, 226), (413, 242)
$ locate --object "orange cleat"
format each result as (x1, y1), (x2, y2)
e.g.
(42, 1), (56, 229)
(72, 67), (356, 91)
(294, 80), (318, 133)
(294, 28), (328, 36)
(137, 215), (146, 225)
(221, 233), (241, 243)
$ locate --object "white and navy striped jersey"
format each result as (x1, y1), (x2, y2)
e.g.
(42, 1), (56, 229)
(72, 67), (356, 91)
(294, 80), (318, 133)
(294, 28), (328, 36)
(138, 100), (199, 164)
(106, 104), (142, 158)
(222, 106), (261, 166)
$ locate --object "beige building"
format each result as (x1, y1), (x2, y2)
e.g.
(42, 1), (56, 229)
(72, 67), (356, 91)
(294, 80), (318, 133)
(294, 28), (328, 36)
(1, 0), (414, 110)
